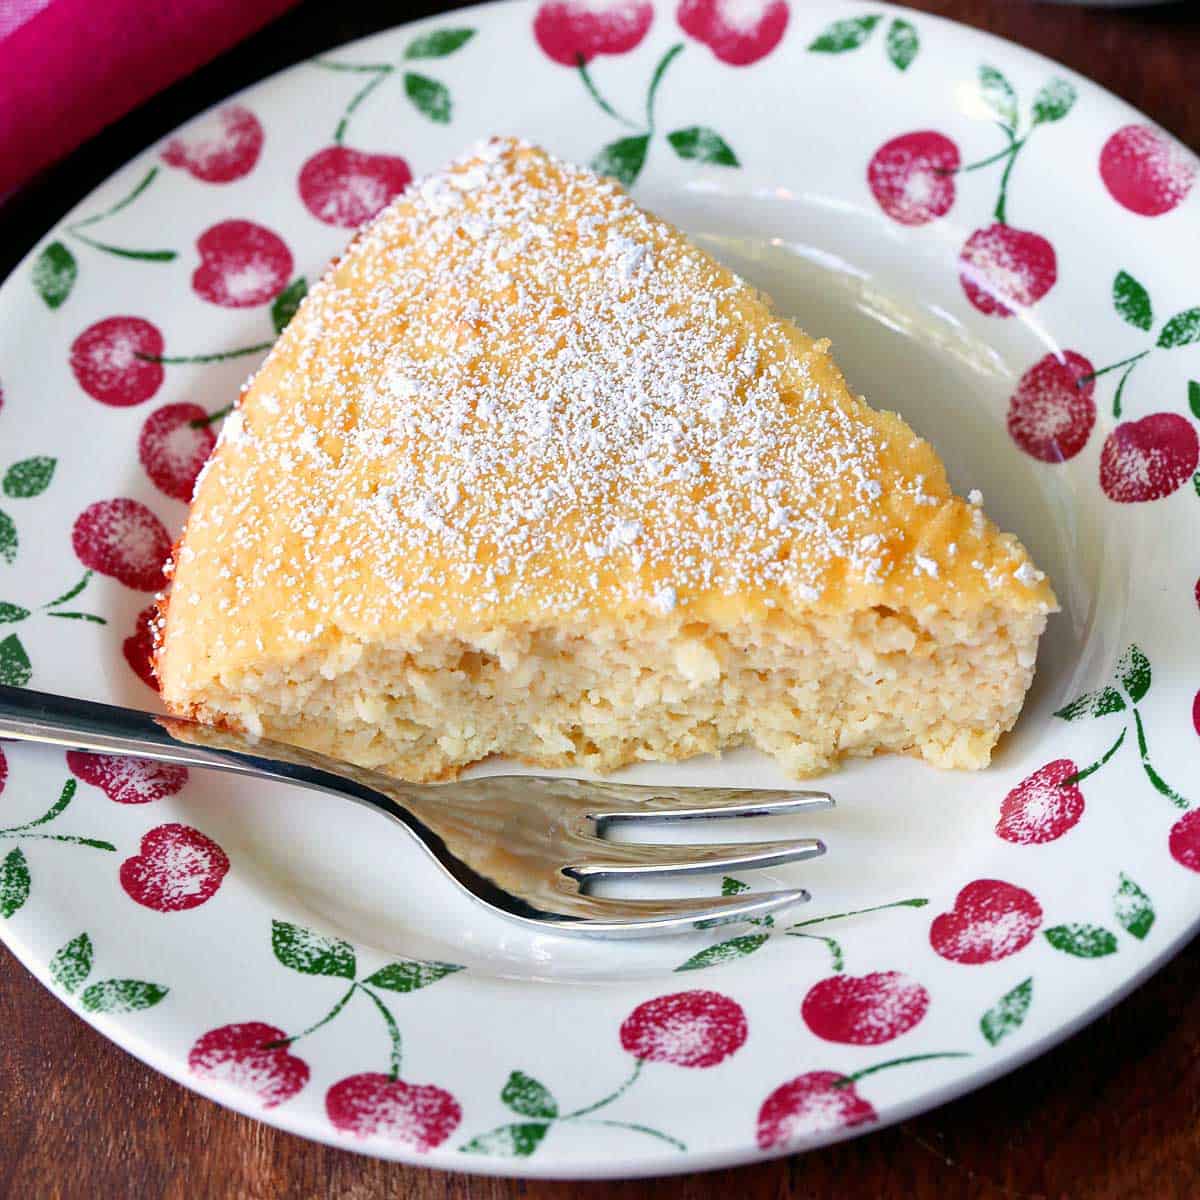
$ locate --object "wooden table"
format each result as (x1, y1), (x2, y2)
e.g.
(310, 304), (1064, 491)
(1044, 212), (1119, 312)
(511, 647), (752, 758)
(2, 2), (1199, 1195)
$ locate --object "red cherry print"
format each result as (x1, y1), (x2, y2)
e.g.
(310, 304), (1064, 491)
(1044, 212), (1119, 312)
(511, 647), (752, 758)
(67, 751), (186, 804)
(124, 604), (160, 691)
(189, 1022), (310, 1108)
(676, 0), (788, 67)
(298, 146), (413, 229)
(996, 759), (1085, 845)
(867, 132), (960, 226)
(1170, 810), (1200, 873)
(619, 989), (747, 1067)
(1100, 125), (1196, 218)
(1006, 352), (1096, 463)
(192, 220), (293, 308)
(756, 1071), (876, 1148)
(958, 224), (1057, 317)
(139, 403), (216, 502)
(1193, 689), (1200, 738)
(120, 823), (229, 912)
(72, 499), (171, 591)
(326, 1074), (462, 1150)
(70, 317), (164, 407)
(162, 105), (264, 184)
(0, 745), (7, 796)
(801, 972), (929, 1046)
(1099, 414), (1200, 503)
(533, 0), (653, 66)
(930, 879), (1042, 964)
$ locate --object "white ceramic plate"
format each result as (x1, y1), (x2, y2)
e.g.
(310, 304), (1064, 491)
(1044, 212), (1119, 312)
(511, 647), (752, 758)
(2, 0), (1199, 1179)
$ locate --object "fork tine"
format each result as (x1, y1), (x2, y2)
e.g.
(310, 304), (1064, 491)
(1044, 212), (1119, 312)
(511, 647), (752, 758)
(566, 837), (826, 881)
(591, 789), (834, 826)
(537, 887), (811, 935)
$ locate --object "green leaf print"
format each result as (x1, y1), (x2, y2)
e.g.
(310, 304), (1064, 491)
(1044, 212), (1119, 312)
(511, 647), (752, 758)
(808, 15), (881, 53)
(460, 1122), (550, 1157)
(980, 977), (1032, 1047)
(885, 19), (919, 71)
(271, 919), (356, 978)
(501, 1070), (558, 1119)
(1054, 686), (1125, 721)
(0, 634), (32, 686)
(1158, 308), (1200, 349)
(363, 959), (462, 992)
(50, 933), (93, 993)
(1114, 874), (1154, 940)
(271, 278), (307, 335)
(666, 127), (739, 167)
(0, 511), (16, 565)
(1116, 644), (1151, 704)
(1031, 78), (1076, 125)
(0, 603), (29, 624)
(405, 28), (476, 58)
(592, 135), (650, 188)
(404, 73), (452, 123)
(3, 456), (56, 499)
(978, 65), (1018, 130)
(676, 933), (770, 971)
(1112, 271), (1153, 332)
(32, 242), (77, 309)
(0, 847), (30, 917)
(1045, 924), (1119, 958)
(80, 979), (169, 1013)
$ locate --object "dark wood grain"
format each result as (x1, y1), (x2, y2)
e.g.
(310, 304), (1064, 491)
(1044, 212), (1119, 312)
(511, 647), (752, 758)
(2, 2), (1199, 1196)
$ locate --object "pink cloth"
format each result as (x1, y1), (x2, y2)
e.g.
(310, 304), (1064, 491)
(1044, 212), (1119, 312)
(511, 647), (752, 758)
(0, 0), (296, 196)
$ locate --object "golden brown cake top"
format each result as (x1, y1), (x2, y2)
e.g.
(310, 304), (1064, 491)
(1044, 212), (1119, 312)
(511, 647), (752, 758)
(160, 138), (1054, 686)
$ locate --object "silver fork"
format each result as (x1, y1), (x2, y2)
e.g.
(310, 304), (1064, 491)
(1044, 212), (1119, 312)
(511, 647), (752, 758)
(0, 686), (832, 938)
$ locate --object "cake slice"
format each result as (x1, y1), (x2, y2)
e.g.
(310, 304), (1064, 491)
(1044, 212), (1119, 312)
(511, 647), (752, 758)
(155, 138), (1056, 783)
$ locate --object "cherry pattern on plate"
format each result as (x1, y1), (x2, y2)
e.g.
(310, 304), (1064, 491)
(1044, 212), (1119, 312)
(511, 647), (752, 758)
(461, 989), (746, 1158)
(679, 0), (788, 67)
(755, 1051), (968, 1149)
(1100, 124), (1196, 218)
(67, 751), (187, 806)
(190, 1022), (311, 1108)
(191, 221), (293, 309)
(534, 0), (759, 190)
(123, 605), (161, 691)
(72, 499), (171, 592)
(868, 66), (1074, 318)
(996, 759), (1086, 845)
(1053, 644), (1192, 814)
(299, 25), (476, 228)
(929, 880), (1043, 965)
(162, 105), (264, 184)
(120, 823), (230, 912)
(188, 918), (463, 1144)
(1006, 351), (1095, 464)
(1007, 273), (1200, 501)
(34, 106), (268, 311)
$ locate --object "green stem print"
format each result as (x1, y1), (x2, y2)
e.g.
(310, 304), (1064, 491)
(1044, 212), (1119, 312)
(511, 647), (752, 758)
(0, 779), (117, 919)
(461, 1056), (686, 1159)
(942, 67), (1075, 229)
(266, 918), (461, 1078)
(1075, 272), (1200, 417)
(581, 42), (740, 188)
(1054, 644), (1192, 808)
(1, 567), (107, 685)
(833, 1051), (970, 1088)
(676, 889), (928, 973)
(312, 25), (476, 136)
(31, 166), (175, 307)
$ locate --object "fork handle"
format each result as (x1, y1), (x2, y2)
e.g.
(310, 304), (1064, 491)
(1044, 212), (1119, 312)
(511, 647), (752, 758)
(0, 684), (377, 802)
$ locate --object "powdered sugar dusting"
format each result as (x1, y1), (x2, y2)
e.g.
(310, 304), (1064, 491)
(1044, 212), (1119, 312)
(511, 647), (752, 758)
(173, 139), (1046, 658)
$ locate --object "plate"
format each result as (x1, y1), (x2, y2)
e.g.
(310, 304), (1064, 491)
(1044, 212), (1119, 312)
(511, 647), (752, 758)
(2, 0), (1198, 1178)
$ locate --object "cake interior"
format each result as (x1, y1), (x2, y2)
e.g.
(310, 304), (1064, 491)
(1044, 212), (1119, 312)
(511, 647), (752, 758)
(191, 603), (1046, 783)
